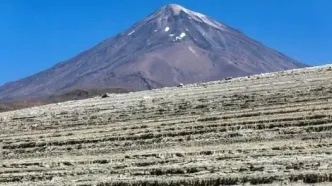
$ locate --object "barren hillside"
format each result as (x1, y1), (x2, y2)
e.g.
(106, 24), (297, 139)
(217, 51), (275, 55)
(1, 65), (332, 185)
(0, 88), (130, 113)
(0, 4), (307, 101)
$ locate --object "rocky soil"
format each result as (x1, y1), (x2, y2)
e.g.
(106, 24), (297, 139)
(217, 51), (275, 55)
(1, 65), (332, 185)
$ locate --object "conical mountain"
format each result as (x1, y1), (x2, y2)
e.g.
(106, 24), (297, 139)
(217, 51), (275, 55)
(0, 4), (308, 100)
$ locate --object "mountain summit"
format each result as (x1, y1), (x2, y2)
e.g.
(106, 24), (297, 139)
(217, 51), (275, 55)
(0, 4), (308, 101)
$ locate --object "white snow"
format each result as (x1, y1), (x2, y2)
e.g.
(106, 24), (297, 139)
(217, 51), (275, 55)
(188, 46), (198, 57)
(168, 4), (183, 15)
(175, 36), (181, 41)
(169, 34), (175, 37)
(198, 15), (223, 29)
(165, 27), (170, 32)
(173, 32), (186, 41)
(154, 29), (158, 32)
(128, 30), (135, 36)
(172, 5), (227, 30)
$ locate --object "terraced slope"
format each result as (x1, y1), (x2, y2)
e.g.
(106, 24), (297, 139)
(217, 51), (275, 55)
(1, 65), (332, 186)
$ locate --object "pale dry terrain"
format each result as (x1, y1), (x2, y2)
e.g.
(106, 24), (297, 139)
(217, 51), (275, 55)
(1, 65), (332, 186)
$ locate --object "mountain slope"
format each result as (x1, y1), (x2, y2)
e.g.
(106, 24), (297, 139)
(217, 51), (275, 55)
(0, 88), (130, 113)
(2, 65), (332, 185)
(0, 4), (308, 101)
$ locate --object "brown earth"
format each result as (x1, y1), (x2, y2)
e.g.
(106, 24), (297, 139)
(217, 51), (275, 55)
(0, 65), (332, 185)
(0, 88), (130, 113)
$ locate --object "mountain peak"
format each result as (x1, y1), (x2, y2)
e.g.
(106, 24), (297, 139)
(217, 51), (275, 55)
(162, 4), (203, 17)
(0, 4), (308, 101)
(152, 4), (227, 31)
(164, 4), (186, 15)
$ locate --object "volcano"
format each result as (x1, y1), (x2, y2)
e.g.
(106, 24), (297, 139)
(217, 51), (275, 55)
(0, 4), (308, 101)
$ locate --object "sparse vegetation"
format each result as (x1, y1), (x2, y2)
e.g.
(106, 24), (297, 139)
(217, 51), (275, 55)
(1, 66), (332, 185)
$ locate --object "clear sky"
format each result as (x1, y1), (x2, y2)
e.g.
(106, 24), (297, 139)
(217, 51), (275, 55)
(0, 0), (331, 86)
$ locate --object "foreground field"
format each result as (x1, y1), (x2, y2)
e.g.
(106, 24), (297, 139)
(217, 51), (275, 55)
(1, 65), (332, 185)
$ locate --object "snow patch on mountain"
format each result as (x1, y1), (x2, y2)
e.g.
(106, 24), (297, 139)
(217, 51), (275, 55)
(166, 4), (227, 31)
(168, 4), (183, 15)
(188, 46), (198, 57)
(128, 30), (135, 36)
(175, 36), (182, 41)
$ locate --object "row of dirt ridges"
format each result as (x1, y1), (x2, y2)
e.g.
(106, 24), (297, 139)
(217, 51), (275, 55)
(1, 66), (332, 185)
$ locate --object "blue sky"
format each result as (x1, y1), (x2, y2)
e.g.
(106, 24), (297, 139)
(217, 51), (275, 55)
(0, 0), (331, 86)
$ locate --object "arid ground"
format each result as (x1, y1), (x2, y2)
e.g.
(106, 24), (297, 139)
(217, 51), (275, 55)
(1, 65), (332, 185)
